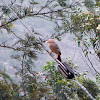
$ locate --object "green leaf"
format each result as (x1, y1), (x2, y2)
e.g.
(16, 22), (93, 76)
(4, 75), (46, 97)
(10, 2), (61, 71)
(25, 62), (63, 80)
(20, 0), (24, 3)
(34, 32), (42, 36)
(58, 0), (66, 7)
(47, 62), (50, 64)
(78, 8), (80, 10)
(78, 41), (80, 47)
(29, 1), (39, 5)
(1, 71), (13, 82)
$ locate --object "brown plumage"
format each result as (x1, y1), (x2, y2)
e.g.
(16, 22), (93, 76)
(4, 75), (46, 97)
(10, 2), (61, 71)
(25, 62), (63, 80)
(46, 39), (62, 62)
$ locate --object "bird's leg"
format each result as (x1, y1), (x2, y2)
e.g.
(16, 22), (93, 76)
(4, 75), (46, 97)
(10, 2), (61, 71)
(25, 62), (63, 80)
(56, 55), (58, 59)
(49, 51), (52, 55)
(55, 54), (58, 60)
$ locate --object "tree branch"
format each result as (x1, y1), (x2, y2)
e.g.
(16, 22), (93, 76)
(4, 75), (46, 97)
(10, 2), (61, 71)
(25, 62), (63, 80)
(0, 9), (73, 28)
(0, 44), (20, 50)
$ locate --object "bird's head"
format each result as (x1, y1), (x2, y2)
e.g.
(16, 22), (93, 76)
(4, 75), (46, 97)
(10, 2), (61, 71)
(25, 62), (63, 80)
(45, 39), (55, 43)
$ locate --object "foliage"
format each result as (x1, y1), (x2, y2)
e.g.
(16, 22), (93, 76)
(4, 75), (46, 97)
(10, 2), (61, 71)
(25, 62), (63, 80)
(0, 70), (22, 100)
(0, 60), (99, 100)
(43, 61), (100, 100)
(0, 68), (50, 100)
(70, 0), (100, 60)
(77, 78), (100, 100)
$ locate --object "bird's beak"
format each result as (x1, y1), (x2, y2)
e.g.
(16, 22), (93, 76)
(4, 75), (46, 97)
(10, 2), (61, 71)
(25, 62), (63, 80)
(45, 40), (48, 43)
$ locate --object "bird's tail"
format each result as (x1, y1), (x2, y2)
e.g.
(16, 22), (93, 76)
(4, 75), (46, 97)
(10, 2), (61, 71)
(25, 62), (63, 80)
(57, 55), (62, 62)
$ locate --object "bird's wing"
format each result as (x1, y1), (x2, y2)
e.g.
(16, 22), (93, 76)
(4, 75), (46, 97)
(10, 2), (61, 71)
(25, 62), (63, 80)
(54, 43), (61, 54)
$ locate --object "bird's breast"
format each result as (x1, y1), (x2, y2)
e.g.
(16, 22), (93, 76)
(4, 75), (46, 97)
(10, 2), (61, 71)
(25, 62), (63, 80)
(49, 43), (61, 55)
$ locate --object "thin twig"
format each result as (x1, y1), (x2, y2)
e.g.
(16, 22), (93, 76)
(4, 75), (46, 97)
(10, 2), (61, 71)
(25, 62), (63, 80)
(0, 44), (20, 50)
(86, 55), (100, 75)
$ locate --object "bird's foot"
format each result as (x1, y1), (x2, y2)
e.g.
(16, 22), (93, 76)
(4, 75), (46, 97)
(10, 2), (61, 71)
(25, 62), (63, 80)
(49, 51), (52, 55)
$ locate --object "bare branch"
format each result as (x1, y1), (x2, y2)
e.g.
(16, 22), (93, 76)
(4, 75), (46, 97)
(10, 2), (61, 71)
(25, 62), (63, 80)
(0, 44), (20, 50)
(0, 9), (73, 28)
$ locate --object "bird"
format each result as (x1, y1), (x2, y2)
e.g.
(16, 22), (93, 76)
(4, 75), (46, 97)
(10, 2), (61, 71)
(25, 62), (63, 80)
(46, 39), (62, 62)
